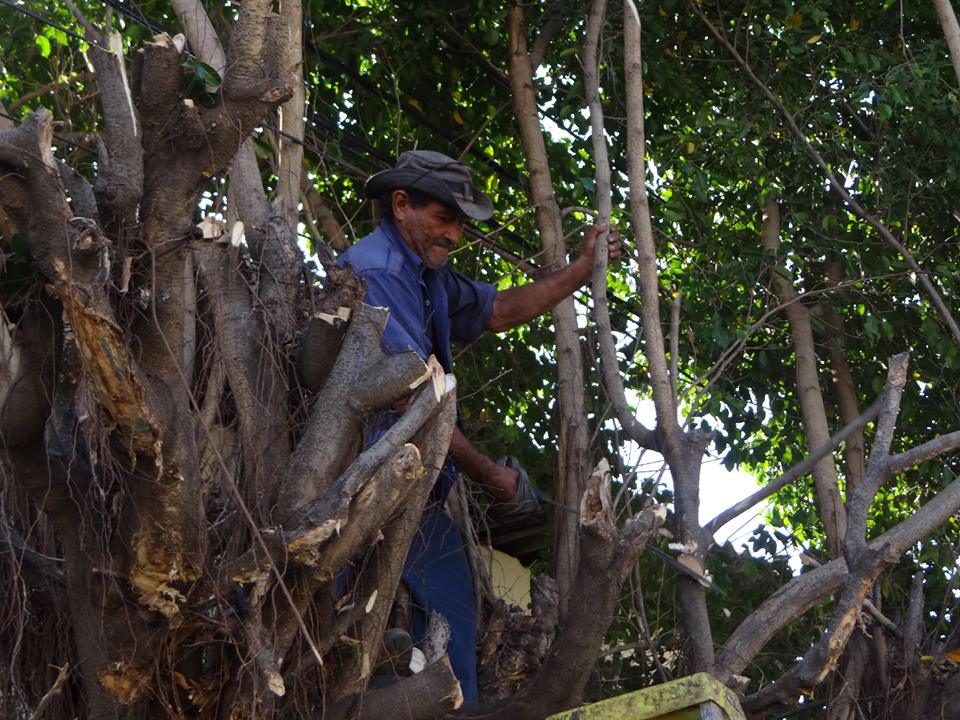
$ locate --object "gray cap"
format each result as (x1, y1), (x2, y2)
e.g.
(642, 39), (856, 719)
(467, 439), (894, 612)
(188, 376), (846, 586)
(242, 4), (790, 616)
(364, 150), (494, 221)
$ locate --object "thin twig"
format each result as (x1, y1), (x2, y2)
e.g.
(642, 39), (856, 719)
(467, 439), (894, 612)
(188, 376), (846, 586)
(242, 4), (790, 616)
(669, 291), (681, 404)
(28, 663), (70, 720)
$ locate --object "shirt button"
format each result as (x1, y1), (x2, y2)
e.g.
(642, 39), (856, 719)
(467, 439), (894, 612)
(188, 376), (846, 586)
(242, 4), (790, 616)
(425, 300), (431, 306)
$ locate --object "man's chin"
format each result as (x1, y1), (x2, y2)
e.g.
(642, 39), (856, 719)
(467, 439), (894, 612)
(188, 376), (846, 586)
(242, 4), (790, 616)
(423, 252), (449, 269)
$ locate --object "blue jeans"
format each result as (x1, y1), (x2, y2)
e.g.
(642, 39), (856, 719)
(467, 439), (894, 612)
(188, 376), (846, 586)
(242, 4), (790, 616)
(402, 480), (478, 702)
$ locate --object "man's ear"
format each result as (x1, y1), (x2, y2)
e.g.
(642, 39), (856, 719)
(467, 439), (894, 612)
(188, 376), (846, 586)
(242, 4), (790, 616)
(391, 189), (410, 220)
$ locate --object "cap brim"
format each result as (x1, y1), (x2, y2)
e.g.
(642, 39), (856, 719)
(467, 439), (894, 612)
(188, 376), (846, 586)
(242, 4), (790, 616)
(452, 195), (494, 221)
(365, 168), (494, 222)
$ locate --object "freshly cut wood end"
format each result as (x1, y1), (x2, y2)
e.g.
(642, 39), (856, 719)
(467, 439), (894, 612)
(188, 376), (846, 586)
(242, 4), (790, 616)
(430, 357), (446, 400)
(408, 354), (444, 396)
(197, 215), (224, 240)
(441, 656), (464, 710)
(149, 32), (173, 47)
(266, 671), (285, 697)
(580, 458), (613, 521)
(230, 221), (244, 247)
(313, 307), (351, 326)
(409, 647), (427, 674)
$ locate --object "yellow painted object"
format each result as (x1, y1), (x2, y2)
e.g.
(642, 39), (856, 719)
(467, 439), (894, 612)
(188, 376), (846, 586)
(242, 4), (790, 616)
(481, 547), (532, 609)
(547, 673), (746, 720)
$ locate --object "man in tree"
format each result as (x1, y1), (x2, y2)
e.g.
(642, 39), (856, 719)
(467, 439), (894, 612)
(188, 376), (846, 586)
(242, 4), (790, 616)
(337, 150), (620, 702)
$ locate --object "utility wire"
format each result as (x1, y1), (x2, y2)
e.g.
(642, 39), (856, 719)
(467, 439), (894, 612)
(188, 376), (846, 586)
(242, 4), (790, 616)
(0, 0), (109, 50)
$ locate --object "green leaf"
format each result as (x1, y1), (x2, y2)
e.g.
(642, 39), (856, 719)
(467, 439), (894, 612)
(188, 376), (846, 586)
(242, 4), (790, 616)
(35, 34), (51, 58)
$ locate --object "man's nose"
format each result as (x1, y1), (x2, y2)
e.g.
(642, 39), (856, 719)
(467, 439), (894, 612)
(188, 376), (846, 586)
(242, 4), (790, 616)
(444, 220), (464, 243)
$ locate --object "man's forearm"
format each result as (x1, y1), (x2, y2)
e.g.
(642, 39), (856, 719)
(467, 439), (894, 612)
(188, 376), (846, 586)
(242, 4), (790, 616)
(447, 425), (517, 503)
(487, 256), (590, 332)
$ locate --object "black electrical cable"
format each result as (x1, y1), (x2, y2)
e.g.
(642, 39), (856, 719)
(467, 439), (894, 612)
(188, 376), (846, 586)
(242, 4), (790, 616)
(0, 0), (109, 50)
(99, 0), (171, 35)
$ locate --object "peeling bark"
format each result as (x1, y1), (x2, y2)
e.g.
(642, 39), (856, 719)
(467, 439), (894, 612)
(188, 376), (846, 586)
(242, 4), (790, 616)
(826, 630), (869, 720)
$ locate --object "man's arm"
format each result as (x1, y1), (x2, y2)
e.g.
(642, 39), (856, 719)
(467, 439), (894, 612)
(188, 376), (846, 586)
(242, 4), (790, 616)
(448, 425), (518, 502)
(487, 225), (621, 332)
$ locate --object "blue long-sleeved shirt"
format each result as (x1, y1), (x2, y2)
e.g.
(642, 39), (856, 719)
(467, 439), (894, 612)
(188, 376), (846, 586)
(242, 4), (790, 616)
(337, 219), (497, 372)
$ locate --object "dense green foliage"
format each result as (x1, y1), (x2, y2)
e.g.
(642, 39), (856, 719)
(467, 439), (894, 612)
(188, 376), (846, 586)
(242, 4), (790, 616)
(2, 0), (958, 713)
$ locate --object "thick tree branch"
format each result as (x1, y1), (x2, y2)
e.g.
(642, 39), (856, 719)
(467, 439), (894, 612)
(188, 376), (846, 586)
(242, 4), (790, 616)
(844, 353), (909, 561)
(332, 657), (463, 720)
(693, 3), (960, 345)
(170, 0), (273, 248)
(507, 5), (591, 615)
(275, 0), (304, 229)
(342, 391), (457, 694)
(529, 14), (564, 69)
(278, 304), (432, 522)
(761, 194), (846, 556)
(622, 5), (675, 452)
(818, 261), (865, 490)
(933, 0), (960, 87)
(586, 0), (659, 452)
(902, 570), (925, 666)
(827, 630), (868, 720)
(885, 430), (960, 477)
(197, 242), (290, 515)
(65, 3), (142, 221)
(736, 354), (960, 713)
(718, 422), (960, 685)
(623, 7), (715, 673)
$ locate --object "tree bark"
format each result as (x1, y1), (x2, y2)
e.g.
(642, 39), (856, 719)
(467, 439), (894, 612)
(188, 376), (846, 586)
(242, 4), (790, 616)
(623, 6), (716, 673)
(456, 462), (665, 720)
(506, 6), (591, 618)
(933, 0), (960, 87)
(818, 262), (865, 490)
(761, 194), (847, 557)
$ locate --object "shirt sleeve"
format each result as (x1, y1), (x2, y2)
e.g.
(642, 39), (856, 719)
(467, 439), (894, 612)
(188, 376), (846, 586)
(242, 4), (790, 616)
(359, 269), (431, 360)
(443, 268), (497, 344)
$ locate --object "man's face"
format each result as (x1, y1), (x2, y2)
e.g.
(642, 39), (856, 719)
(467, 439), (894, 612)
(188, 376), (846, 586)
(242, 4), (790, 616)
(392, 191), (465, 269)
